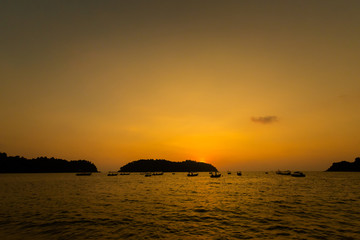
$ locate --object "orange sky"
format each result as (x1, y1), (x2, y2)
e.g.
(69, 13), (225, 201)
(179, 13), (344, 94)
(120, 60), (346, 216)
(1, 1), (360, 171)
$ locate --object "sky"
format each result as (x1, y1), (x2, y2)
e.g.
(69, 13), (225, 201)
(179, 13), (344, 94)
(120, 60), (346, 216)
(1, 0), (360, 171)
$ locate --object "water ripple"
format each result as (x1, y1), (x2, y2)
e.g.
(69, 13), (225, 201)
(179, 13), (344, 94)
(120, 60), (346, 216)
(0, 172), (359, 239)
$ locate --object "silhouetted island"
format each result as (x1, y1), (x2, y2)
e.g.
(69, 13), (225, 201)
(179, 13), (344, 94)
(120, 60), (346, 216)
(0, 152), (98, 173)
(119, 159), (218, 172)
(326, 157), (360, 172)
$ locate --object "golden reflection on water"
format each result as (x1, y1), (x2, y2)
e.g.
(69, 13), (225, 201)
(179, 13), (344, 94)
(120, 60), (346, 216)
(0, 172), (359, 239)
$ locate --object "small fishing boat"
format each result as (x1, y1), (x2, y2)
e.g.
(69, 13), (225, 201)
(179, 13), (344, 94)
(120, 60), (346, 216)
(291, 171), (306, 177)
(210, 172), (221, 178)
(227, 171), (231, 174)
(145, 172), (152, 177)
(76, 172), (92, 176)
(237, 171), (242, 176)
(152, 172), (164, 176)
(107, 172), (118, 176)
(119, 172), (130, 175)
(187, 172), (198, 177)
(276, 170), (291, 175)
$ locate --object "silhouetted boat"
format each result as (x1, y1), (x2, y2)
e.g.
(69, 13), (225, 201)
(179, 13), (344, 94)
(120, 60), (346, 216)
(227, 171), (231, 174)
(187, 172), (198, 177)
(237, 171), (242, 176)
(76, 172), (92, 176)
(291, 171), (305, 177)
(107, 172), (118, 176)
(145, 172), (152, 177)
(210, 172), (221, 178)
(119, 172), (130, 175)
(276, 170), (291, 175)
(265, 172), (269, 174)
(152, 172), (164, 176)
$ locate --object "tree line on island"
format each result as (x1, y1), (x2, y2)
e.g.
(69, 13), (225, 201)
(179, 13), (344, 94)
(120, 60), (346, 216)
(1, 151), (359, 173)
(0, 153), (217, 173)
(119, 159), (218, 172)
(0, 152), (97, 173)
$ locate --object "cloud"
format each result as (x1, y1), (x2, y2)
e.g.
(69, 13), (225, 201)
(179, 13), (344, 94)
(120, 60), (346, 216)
(251, 116), (278, 124)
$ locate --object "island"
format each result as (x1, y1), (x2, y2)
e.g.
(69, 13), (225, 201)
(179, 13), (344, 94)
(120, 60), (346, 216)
(326, 157), (360, 172)
(119, 159), (218, 172)
(0, 152), (98, 173)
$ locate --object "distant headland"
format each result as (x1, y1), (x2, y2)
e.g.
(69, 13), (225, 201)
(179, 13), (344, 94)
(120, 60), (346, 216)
(0, 152), (98, 173)
(119, 159), (218, 172)
(326, 157), (360, 172)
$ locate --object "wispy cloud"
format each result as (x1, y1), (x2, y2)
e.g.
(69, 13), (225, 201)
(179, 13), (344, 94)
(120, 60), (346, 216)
(251, 116), (278, 124)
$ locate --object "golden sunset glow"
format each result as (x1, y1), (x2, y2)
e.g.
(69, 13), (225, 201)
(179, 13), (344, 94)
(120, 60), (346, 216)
(1, 1), (360, 171)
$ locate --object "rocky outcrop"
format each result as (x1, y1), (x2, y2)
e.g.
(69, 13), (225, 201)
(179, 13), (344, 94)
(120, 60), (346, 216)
(326, 157), (360, 172)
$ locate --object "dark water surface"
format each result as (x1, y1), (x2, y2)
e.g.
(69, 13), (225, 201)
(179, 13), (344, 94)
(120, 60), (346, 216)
(0, 172), (359, 239)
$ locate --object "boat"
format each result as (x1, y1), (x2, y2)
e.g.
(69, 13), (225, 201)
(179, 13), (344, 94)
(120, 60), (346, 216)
(119, 172), (130, 175)
(237, 171), (242, 176)
(152, 172), (164, 176)
(76, 172), (92, 176)
(265, 172), (269, 174)
(276, 170), (291, 175)
(187, 172), (198, 177)
(107, 172), (118, 176)
(291, 171), (305, 177)
(145, 172), (152, 177)
(227, 171), (231, 174)
(210, 172), (221, 178)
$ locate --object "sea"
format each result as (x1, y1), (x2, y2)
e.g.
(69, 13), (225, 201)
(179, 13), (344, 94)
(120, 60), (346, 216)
(0, 172), (359, 239)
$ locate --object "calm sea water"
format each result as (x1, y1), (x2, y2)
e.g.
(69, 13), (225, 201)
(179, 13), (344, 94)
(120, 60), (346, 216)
(0, 172), (359, 239)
